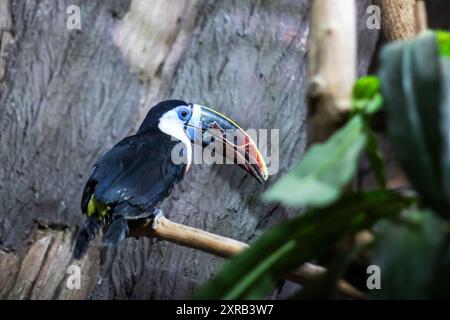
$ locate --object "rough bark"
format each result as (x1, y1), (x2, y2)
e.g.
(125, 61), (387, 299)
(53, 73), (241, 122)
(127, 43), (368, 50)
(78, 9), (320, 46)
(0, 0), (140, 249)
(0, 0), (142, 299)
(0, 0), (379, 300)
(373, 0), (416, 40)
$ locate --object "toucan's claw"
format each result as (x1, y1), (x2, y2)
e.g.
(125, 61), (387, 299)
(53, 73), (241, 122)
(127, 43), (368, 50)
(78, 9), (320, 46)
(151, 208), (164, 230)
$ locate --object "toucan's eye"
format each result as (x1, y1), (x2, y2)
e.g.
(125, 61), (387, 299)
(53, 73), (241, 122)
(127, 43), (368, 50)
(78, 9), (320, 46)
(177, 107), (191, 121)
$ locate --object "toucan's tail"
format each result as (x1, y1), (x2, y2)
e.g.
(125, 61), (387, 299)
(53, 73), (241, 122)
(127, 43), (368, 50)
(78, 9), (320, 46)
(73, 217), (102, 259)
(103, 216), (128, 246)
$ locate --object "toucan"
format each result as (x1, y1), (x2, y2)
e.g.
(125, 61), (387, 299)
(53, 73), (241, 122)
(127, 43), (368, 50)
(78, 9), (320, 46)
(73, 100), (268, 259)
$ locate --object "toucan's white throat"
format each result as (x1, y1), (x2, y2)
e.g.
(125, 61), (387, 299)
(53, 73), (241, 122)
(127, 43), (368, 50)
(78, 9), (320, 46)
(158, 109), (192, 174)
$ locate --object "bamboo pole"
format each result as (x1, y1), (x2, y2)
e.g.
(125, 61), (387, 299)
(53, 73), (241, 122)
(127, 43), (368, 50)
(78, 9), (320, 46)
(127, 217), (366, 300)
(308, 0), (356, 142)
(307, 0), (427, 138)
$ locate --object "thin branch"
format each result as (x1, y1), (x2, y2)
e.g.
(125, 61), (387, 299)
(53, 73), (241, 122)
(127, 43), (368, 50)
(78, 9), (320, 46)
(127, 217), (366, 300)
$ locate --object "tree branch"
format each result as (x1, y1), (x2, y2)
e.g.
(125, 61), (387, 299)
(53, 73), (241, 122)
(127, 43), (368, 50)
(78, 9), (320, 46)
(127, 217), (366, 300)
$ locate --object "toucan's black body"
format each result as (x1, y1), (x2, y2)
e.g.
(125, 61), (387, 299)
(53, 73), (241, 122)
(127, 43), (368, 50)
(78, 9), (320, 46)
(74, 101), (187, 258)
(73, 100), (267, 259)
(81, 133), (183, 217)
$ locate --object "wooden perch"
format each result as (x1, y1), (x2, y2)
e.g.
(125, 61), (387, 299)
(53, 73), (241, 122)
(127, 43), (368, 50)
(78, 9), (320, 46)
(127, 217), (366, 300)
(308, 0), (356, 142)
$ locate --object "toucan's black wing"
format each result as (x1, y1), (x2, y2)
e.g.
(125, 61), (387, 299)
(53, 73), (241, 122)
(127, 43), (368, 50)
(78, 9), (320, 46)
(81, 132), (184, 218)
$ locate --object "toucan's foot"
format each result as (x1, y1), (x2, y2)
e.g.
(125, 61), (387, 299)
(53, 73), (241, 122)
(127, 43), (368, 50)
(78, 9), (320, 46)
(151, 208), (164, 230)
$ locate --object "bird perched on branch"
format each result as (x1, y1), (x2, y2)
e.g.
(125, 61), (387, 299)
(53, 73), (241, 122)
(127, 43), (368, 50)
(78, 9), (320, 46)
(73, 100), (268, 259)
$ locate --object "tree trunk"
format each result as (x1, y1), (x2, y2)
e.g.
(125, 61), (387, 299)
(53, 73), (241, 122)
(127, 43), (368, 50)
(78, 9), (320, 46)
(0, 0), (378, 299)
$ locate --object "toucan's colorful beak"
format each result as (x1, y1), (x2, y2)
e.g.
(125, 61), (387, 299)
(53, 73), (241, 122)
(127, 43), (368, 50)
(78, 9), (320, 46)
(187, 104), (268, 183)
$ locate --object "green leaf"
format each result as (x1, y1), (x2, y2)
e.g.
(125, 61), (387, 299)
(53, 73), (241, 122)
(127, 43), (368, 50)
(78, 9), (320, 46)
(263, 116), (366, 207)
(409, 34), (443, 174)
(371, 210), (446, 299)
(379, 31), (449, 217)
(430, 235), (450, 298)
(436, 30), (450, 58)
(365, 127), (387, 188)
(351, 76), (385, 188)
(351, 76), (383, 115)
(439, 59), (450, 217)
(195, 191), (414, 300)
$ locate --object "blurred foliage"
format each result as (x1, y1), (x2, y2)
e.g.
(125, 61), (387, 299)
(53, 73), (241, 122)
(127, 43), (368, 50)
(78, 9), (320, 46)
(351, 76), (383, 115)
(380, 31), (450, 219)
(352, 76), (387, 188)
(263, 75), (387, 208)
(196, 191), (414, 299)
(429, 235), (450, 298)
(293, 246), (363, 300)
(263, 116), (366, 208)
(370, 210), (446, 299)
(437, 30), (450, 58)
(197, 31), (450, 300)
(439, 58), (450, 218)
(365, 128), (386, 189)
